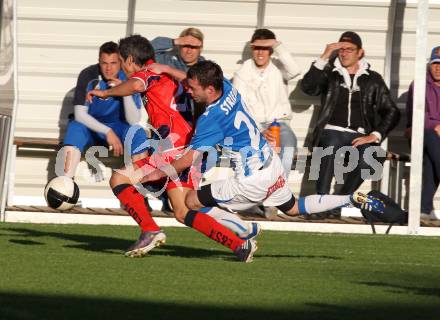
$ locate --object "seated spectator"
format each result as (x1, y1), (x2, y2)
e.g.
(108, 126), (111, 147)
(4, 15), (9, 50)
(300, 31), (400, 218)
(151, 28), (205, 212)
(233, 28), (300, 177)
(59, 41), (148, 179)
(151, 27), (205, 72)
(405, 46), (440, 220)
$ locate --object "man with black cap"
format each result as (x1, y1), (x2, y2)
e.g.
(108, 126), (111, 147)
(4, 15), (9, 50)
(301, 31), (400, 218)
(405, 46), (440, 221)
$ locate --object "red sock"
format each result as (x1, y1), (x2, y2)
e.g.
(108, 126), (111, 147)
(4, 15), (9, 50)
(184, 210), (244, 251)
(113, 184), (160, 232)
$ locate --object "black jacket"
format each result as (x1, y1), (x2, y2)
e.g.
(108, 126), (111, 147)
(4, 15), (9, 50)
(301, 59), (400, 146)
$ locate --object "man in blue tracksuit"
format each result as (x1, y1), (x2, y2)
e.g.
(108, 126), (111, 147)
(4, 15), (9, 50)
(61, 41), (148, 178)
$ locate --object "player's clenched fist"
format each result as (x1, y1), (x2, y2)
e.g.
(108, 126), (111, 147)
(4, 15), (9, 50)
(86, 89), (108, 103)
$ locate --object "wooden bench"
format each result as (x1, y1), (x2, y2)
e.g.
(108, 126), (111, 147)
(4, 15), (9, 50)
(13, 137), (61, 150)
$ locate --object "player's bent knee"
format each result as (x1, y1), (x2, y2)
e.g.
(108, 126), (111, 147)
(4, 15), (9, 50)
(185, 190), (202, 210)
(109, 172), (119, 189)
(63, 145), (80, 154)
(284, 203), (299, 216)
(173, 208), (187, 223)
(109, 170), (129, 188)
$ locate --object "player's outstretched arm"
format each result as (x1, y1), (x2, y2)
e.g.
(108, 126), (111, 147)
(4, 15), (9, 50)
(141, 148), (200, 183)
(147, 63), (187, 82)
(104, 76), (142, 124)
(86, 78), (145, 103)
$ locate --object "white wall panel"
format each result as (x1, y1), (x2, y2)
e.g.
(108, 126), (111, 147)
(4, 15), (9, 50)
(15, 0), (130, 140)
(18, 0), (129, 21)
(265, 2), (389, 31)
(135, 0), (258, 26)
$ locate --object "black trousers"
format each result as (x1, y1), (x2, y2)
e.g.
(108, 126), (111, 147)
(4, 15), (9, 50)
(421, 129), (440, 213)
(315, 129), (385, 195)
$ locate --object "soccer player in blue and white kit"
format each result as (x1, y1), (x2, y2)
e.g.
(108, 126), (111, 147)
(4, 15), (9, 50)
(60, 41), (148, 178)
(142, 60), (384, 262)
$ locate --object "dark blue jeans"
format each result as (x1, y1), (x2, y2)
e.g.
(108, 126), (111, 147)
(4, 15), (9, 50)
(421, 129), (440, 213)
(315, 129), (385, 195)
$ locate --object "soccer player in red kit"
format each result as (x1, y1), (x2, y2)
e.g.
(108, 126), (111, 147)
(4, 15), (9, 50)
(87, 35), (258, 262)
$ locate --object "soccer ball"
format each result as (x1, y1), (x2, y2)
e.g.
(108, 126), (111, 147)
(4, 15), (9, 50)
(44, 176), (80, 210)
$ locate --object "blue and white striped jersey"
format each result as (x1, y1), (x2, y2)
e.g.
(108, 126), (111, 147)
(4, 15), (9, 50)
(190, 79), (271, 176)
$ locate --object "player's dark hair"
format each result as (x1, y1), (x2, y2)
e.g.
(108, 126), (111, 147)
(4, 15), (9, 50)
(99, 41), (119, 56)
(187, 60), (223, 91)
(118, 35), (155, 66)
(250, 28), (276, 42)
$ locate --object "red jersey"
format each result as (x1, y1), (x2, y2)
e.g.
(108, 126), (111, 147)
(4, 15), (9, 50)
(131, 68), (194, 149)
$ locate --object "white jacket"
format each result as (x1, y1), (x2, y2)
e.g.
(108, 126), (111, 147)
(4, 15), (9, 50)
(233, 43), (300, 123)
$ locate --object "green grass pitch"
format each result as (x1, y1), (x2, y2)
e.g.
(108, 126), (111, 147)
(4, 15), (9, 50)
(0, 222), (439, 320)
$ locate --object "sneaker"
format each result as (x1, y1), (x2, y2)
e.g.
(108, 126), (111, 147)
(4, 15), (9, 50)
(350, 191), (385, 214)
(125, 230), (166, 258)
(234, 239), (258, 263)
(420, 213), (432, 221)
(431, 211), (440, 220)
(240, 222), (262, 241)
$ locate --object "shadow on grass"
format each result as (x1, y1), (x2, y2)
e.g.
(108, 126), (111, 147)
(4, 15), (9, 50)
(0, 292), (439, 320)
(260, 254), (341, 260)
(356, 281), (440, 298)
(4, 227), (341, 261)
(3, 228), (229, 259)
(8, 239), (44, 246)
(4, 227), (132, 254)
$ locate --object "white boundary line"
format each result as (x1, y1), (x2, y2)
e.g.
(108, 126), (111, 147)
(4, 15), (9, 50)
(4, 211), (440, 236)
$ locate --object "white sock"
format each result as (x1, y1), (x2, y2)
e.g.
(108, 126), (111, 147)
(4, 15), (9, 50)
(298, 195), (352, 215)
(205, 207), (250, 238)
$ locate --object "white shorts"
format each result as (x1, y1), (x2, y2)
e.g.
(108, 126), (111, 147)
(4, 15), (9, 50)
(201, 154), (295, 212)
